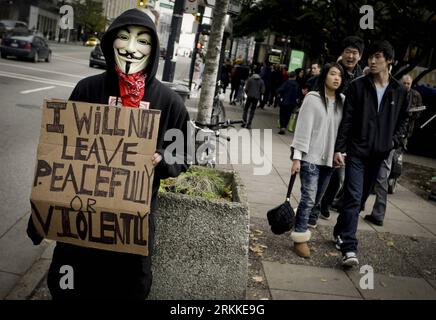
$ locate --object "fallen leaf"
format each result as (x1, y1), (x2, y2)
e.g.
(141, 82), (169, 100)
(252, 276), (264, 283)
(249, 246), (262, 253)
(249, 244), (266, 255)
(258, 244), (268, 249)
(328, 251), (339, 257)
(380, 281), (388, 288)
(253, 229), (264, 236)
(320, 278), (328, 283)
(386, 241), (395, 247)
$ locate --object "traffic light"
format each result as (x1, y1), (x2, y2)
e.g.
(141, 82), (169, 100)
(137, 0), (147, 8)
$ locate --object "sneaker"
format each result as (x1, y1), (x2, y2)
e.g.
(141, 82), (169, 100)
(333, 235), (343, 250)
(278, 129), (285, 135)
(308, 219), (317, 229)
(342, 252), (359, 267)
(320, 210), (330, 220)
(364, 214), (383, 226)
(241, 123), (246, 128)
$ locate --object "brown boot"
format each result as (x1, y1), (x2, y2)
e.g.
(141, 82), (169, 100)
(294, 242), (310, 258)
(291, 230), (311, 258)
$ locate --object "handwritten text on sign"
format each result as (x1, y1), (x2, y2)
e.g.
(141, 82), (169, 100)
(30, 100), (160, 256)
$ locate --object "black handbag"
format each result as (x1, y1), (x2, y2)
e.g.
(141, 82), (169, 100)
(267, 174), (296, 235)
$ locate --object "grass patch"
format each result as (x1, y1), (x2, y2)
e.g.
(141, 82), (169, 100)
(159, 166), (233, 201)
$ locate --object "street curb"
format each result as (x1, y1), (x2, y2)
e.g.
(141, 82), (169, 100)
(5, 242), (54, 300)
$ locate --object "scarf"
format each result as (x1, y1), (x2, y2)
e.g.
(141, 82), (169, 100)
(115, 65), (146, 108)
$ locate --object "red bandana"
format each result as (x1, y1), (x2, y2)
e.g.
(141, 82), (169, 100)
(115, 65), (146, 108)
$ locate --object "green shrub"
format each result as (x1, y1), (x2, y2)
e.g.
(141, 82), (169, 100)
(159, 166), (232, 201)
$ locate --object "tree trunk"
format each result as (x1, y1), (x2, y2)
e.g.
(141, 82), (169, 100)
(196, 0), (230, 124)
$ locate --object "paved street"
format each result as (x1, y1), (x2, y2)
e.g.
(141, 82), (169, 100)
(0, 42), (192, 299)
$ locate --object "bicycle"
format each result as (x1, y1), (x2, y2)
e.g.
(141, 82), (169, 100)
(190, 119), (244, 168)
(234, 80), (246, 107)
(210, 81), (227, 125)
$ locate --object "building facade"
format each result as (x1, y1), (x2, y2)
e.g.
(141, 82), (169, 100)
(0, 0), (59, 39)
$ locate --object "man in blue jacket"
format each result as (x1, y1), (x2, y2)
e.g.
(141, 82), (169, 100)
(333, 40), (409, 267)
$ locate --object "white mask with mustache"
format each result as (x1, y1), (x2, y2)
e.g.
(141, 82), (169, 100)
(113, 26), (152, 74)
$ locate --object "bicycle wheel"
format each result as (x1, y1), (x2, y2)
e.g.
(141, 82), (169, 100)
(211, 100), (226, 125)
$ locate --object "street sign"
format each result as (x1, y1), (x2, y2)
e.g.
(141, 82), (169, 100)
(269, 54), (281, 64)
(203, 0), (242, 15)
(184, 0), (198, 14)
(289, 50), (305, 72)
(228, 0), (241, 14)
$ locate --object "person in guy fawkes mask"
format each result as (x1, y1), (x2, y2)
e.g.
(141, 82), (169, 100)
(27, 9), (190, 299)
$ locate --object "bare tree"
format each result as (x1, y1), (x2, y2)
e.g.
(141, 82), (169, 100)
(196, 0), (230, 124)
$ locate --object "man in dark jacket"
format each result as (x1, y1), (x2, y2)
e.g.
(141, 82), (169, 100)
(259, 61), (272, 108)
(319, 36), (364, 221)
(27, 9), (189, 299)
(277, 71), (299, 134)
(242, 71), (265, 129)
(333, 40), (409, 267)
(302, 62), (321, 94)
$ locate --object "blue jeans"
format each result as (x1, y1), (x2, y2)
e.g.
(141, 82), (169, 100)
(333, 156), (383, 254)
(294, 161), (334, 233)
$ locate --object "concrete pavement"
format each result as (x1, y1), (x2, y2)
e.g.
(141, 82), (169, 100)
(3, 89), (436, 300)
(217, 98), (436, 300)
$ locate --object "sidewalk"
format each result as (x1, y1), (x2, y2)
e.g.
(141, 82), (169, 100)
(217, 98), (436, 300)
(4, 93), (436, 300)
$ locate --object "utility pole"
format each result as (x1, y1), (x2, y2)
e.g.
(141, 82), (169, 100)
(162, 0), (185, 82)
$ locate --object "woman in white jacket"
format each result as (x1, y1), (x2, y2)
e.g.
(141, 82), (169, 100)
(290, 62), (345, 258)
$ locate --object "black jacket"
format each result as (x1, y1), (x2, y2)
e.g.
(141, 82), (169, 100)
(277, 79), (300, 107)
(340, 62), (362, 93)
(27, 9), (189, 299)
(335, 74), (409, 159)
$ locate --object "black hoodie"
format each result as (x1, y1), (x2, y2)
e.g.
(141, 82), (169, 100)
(28, 9), (190, 299)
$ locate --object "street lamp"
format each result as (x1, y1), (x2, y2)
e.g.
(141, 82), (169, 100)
(280, 36), (291, 65)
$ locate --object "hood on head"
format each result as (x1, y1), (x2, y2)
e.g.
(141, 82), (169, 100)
(101, 9), (159, 80)
(252, 74), (261, 79)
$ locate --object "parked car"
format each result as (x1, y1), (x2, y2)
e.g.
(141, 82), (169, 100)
(89, 44), (106, 68)
(0, 33), (51, 62)
(85, 37), (100, 46)
(0, 20), (28, 39)
(407, 85), (436, 159)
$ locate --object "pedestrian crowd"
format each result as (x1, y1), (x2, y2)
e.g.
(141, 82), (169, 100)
(224, 36), (424, 267)
(289, 37), (422, 267)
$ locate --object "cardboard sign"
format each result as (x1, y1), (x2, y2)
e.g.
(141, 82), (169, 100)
(30, 99), (160, 256)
